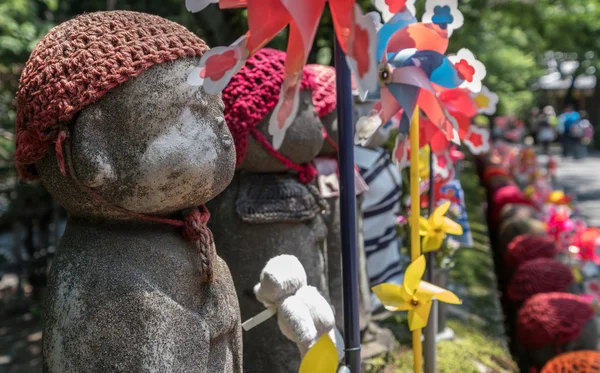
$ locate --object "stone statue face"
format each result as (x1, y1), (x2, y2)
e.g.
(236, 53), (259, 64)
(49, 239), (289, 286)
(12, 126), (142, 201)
(38, 58), (236, 217)
(239, 90), (324, 172)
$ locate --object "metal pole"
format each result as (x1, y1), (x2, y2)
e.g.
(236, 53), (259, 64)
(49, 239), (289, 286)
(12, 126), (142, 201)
(334, 37), (361, 372)
(423, 145), (437, 373)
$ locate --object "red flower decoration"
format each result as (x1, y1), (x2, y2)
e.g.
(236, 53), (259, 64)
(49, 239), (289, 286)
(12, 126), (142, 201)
(454, 59), (475, 82)
(386, 0), (408, 13)
(202, 50), (239, 81)
(467, 131), (483, 148)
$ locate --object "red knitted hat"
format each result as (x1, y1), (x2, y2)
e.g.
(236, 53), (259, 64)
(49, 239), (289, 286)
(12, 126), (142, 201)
(506, 234), (558, 269)
(517, 292), (594, 349)
(492, 185), (535, 226)
(221, 48), (318, 183)
(507, 258), (574, 302)
(14, 11), (208, 180)
(541, 351), (600, 373)
(304, 64), (337, 118)
(482, 165), (511, 186)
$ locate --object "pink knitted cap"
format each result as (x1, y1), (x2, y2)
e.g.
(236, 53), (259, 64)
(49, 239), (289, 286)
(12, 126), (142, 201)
(304, 64), (337, 118)
(517, 292), (594, 349)
(221, 48), (317, 183)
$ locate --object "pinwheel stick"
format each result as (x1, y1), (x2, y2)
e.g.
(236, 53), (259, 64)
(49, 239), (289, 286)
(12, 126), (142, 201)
(334, 38), (361, 372)
(409, 107), (423, 373)
(424, 143), (437, 373)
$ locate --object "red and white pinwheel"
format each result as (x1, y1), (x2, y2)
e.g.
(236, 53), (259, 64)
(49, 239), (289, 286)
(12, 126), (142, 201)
(186, 0), (378, 149)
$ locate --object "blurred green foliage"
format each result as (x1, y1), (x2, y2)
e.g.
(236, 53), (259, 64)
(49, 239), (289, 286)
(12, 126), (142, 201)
(1, 0), (599, 168)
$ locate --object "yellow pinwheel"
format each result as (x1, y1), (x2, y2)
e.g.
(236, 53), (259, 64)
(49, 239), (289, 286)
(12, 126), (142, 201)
(419, 201), (463, 252)
(372, 255), (461, 331)
(299, 334), (339, 373)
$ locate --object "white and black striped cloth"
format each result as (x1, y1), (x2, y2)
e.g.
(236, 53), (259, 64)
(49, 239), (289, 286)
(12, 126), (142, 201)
(355, 146), (409, 310)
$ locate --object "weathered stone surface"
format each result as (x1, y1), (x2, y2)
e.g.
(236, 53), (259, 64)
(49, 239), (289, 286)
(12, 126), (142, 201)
(37, 58), (242, 373)
(208, 172), (329, 373)
(208, 86), (332, 372)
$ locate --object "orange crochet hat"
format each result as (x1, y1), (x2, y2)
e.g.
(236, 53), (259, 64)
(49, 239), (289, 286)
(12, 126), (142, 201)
(15, 11), (208, 180)
(541, 351), (600, 373)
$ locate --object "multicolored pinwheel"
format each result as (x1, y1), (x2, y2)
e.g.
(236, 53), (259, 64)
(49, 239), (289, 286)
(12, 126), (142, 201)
(372, 255), (461, 331)
(186, 0), (378, 149)
(354, 1), (487, 170)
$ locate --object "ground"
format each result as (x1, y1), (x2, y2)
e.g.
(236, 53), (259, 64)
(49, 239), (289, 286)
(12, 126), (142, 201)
(363, 158), (517, 373)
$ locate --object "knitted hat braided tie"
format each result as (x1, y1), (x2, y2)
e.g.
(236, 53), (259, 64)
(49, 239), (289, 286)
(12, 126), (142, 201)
(57, 129), (215, 283)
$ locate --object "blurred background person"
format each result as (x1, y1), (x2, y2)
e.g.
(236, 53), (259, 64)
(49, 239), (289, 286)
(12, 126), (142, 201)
(537, 112), (555, 155)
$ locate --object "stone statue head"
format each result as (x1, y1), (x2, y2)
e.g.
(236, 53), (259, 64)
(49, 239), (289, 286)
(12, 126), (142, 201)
(14, 11), (236, 219)
(221, 49), (324, 183)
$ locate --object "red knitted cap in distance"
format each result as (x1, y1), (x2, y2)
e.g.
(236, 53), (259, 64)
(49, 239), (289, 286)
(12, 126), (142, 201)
(304, 64), (337, 118)
(507, 258), (574, 302)
(506, 234), (558, 269)
(517, 292), (594, 349)
(14, 11), (209, 180)
(492, 185), (535, 225)
(221, 48), (318, 183)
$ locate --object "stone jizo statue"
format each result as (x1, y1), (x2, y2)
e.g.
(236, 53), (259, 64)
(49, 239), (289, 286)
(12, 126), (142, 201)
(208, 48), (330, 373)
(14, 11), (242, 373)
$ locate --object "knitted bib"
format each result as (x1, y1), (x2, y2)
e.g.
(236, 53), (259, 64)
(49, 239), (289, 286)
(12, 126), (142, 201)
(15, 11), (208, 180)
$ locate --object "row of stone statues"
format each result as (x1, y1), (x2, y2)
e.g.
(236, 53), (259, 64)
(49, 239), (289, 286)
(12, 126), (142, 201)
(14, 11), (402, 372)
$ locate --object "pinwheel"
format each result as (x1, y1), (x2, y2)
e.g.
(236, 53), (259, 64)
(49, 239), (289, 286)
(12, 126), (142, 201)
(372, 255), (461, 331)
(299, 334), (339, 373)
(354, 8), (482, 147)
(186, 0), (378, 149)
(419, 201), (463, 252)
